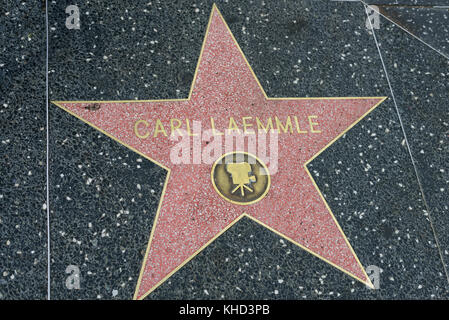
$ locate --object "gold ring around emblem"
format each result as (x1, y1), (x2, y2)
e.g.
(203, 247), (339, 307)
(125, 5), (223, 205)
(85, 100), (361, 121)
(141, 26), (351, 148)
(211, 151), (270, 205)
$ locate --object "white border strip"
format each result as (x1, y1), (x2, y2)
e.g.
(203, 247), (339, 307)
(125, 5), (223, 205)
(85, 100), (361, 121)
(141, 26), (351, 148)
(45, 0), (51, 300)
(364, 3), (449, 285)
(360, 0), (449, 60)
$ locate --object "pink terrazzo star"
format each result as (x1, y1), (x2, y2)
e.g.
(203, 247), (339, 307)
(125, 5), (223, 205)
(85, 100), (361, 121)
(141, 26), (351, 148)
(53, 4), (385, 299)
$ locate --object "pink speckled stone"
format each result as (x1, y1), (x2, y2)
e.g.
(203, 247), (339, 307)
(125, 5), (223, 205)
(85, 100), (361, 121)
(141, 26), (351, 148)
(55, 6), (385, 299)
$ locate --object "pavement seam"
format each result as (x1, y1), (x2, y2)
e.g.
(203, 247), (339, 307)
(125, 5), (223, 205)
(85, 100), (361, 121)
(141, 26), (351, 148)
(363, 2), (449, 289)
(45, 0), (51, 301)
(360, 0), (449, 60)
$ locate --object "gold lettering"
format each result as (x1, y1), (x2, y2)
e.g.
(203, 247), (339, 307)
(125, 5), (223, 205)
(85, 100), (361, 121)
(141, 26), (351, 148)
(186, 118), (198, 136)
(294, 116), (307, 134)
(242, 116), (255, 134)
(308, 115), (321, 133)
(134, 120), (150, 139)
(256, 117), (274, 133)
(170, 118), (183, 136)
(153, 119), (168, 137)
(275, 116), (293, 134)
(228, 117), (241, 133)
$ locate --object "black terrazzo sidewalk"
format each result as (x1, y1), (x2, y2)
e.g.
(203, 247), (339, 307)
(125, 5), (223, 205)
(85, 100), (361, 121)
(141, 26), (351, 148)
(1, 0), (448, 300)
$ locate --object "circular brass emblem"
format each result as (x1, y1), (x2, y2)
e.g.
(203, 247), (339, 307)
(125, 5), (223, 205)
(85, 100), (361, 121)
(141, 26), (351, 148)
(211, 152), (270, 205)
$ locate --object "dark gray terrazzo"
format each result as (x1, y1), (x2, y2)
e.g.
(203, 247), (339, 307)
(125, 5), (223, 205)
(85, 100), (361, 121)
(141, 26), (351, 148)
(49, 106), (166, 299)
(0, 2), (47, 299)
(379, 6), (449, 57)
(148, 1), (449, 298)
(46, 0), (449, 299)
(148, 216), (384, 300)
(371, 9), (449, 289)
(364, 1), (449, 6)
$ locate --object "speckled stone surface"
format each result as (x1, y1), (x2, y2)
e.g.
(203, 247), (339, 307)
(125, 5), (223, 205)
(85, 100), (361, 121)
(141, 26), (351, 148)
(364, 0), (449, 5)
(53, 6), (388, 299)
(1, 0), (448, 300)
(49, 106), (167, 299)
(371, 9), (449, 291)
(379, 6), (449, 57)
(147, 1), (449, 299)
(0, 2), (47, 299)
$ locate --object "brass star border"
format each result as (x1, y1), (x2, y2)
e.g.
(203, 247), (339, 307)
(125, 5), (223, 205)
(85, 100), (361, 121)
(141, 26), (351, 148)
(52, 4), (387, 299)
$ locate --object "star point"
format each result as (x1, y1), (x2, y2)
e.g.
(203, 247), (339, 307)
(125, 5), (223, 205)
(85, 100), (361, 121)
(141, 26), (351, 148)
(52, 5), (385, 300)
